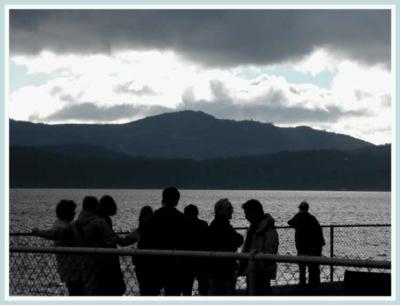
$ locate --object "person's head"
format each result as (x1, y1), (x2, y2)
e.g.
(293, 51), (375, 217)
(162, 187), (180, 207)
(138, 205), (154, 229)
(82, 196), (99, 213)
(184, 204), (199, 220)
(214, 198), (233, 220)
(298, 201), (309, 212)
(99, 195), (117, 216)
(242, 199), (264, 224)
(56, 200), (77, 222)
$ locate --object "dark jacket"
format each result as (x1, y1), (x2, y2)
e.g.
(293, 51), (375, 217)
(288, 211), (325, 254)
(137, 206), (187, 276)
(99, 215), (113, 229)
(138, 206), (187, 250)
(207, 216), (244, 277)
(184, 217), (208, 251)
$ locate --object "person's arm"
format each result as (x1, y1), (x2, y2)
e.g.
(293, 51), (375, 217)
(230, 225), (244, 248)
(117, 230), (140, 247)
(32, 225), (73, 241)
(288, 215), (297, 227)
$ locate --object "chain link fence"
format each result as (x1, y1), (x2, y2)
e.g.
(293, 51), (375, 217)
(9, 224), (391, 296)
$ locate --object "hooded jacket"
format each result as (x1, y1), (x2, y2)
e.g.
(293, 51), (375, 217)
(35, 210), (125, 295)
(74, 210), (126, 296)
(242, 213), (279, 279)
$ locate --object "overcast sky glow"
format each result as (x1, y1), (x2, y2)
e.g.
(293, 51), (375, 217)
(9, 9), (392, 144)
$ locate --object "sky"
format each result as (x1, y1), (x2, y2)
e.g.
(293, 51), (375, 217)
(9, 9), (392, 144)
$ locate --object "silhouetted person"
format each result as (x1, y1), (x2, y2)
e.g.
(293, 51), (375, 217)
(120, 205), (154, 246)
(181, 204), (209, 296)
(33, 200), (85, 296)
(98, 195), (117, 228)
(138, 187), (187, 295)
(240, 199), (279, 295)
(207, 199), (243, 296)
(96, 195), (126, 295)
(288, 201), (325, 287)
(119, 205), (155, 295)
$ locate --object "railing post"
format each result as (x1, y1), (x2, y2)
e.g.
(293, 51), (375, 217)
(330, 225), (334, 282)
(247, 251), (257, 295)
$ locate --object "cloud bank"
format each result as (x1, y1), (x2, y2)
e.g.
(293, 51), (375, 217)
(10, 9), (391, 67)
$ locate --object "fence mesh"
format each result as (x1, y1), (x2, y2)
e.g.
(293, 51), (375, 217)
(9, 225), (390, 296)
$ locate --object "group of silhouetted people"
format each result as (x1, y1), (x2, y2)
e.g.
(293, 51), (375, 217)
(32, 187), (325, 296)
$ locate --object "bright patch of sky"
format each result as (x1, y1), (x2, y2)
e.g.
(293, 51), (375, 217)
(236, 66), (334, 89)
(10, 61), (61, 92)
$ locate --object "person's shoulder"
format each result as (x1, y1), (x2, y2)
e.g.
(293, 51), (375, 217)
(52, 219), (68, 229)
(170, 207), (185, 219)
(90, 216), (110, 228)
(198, 218), (208, 227)
(208, 219), (217, 228)
(307, 213), (318, 221)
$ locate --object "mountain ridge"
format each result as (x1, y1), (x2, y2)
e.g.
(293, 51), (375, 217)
(10, 110), (374, 159)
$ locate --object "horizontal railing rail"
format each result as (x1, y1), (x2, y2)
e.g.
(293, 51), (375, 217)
(9, 223), (391, 236)
(10, 246), (391, 269)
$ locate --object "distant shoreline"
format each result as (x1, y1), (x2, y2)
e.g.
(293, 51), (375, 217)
(10, 145), (391, 192)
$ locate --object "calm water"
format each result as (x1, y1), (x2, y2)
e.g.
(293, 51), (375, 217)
(10, 189), (390, 232)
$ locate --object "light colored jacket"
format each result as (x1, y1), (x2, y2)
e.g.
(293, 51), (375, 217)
(243, 214), (279, 279)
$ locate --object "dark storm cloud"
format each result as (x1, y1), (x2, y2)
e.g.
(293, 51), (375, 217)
(10, 9), (390, 67)
(36, 102), (171, 122)
(179, 81), (367, 124)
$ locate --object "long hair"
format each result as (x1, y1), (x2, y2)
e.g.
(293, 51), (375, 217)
(138, 205), (154, 232)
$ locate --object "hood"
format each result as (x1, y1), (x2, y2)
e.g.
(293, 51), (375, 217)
(74, 210), (98, 226)
(256, 213), (275, 234)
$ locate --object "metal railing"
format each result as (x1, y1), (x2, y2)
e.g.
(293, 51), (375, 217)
(9, 224), (391, 296)
(9, 245), (390, 296)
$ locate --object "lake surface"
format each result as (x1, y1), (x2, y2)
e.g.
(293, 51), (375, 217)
(9, 189), (391, 233)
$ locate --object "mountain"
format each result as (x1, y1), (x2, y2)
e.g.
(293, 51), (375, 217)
(10, 111), (374, 159)
(10, 144), (390, 190)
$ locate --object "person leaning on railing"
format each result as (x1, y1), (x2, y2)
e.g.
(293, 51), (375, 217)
(117, 205), (154, 296)
(288, 201), (325, 287)
(32, 199), (85, 296)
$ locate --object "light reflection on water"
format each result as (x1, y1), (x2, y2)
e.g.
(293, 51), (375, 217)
(10, 189), (391, 233)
